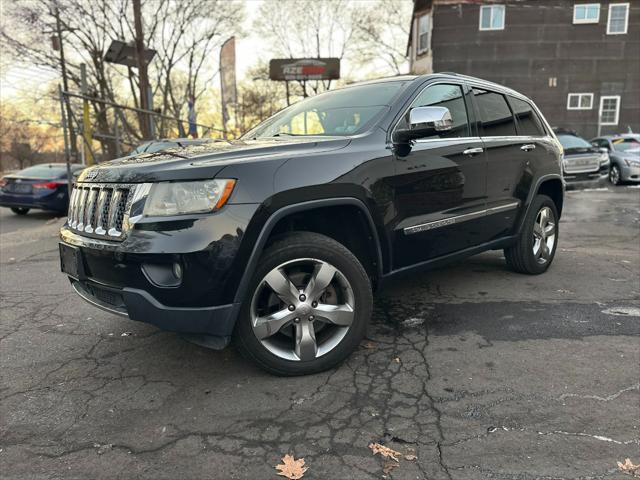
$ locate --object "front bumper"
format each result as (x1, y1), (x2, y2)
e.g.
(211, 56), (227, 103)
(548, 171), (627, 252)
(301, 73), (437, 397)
(620, 163), (640, 182)
(60, 203), (259, 339)
(563, 164), (609, 188)
(71, 279), (239, 338)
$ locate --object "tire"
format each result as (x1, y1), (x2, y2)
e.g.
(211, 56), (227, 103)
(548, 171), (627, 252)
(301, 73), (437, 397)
(504, 195), (559, 275)
(11, 207), (29, 215)
(234, 232), (373, 376)
(609, 164), (621, 186)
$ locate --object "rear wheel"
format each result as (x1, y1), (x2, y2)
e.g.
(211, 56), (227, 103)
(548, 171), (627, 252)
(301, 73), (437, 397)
(10, 207), (29, 215)
(609, 164), (621, 185)
(235, 232), (372, 376)
(505, 195), (558, 275)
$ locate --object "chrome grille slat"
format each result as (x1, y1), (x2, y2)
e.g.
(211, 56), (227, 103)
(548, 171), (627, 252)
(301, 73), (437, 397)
(67, 183), (135, 241)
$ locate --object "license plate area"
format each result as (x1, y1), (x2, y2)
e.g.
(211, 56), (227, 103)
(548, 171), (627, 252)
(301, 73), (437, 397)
(59, 243), (86, 280)
(13, 184), (32, 193)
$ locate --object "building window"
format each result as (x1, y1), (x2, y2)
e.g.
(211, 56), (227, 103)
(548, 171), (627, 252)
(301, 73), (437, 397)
(567, 93), (594, 110)
(417, 14), (430, 54)
(479, 5), (505, 31)
(607, 3), (629, 34)
(599, 96), (621, 125)
(573, 3), (600, 24)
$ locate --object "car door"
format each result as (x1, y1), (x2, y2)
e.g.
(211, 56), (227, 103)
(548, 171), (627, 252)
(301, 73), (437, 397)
(389, 82), (487, 269)
(471, 88), (532, 240)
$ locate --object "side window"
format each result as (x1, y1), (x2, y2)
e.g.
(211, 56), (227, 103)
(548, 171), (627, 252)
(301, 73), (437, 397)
(473, 89), (517, 137)
(508, 96), (546, 136)
(401, 84), (470, 139)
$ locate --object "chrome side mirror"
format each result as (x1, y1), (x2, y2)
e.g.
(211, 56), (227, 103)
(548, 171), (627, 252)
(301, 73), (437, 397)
(409, 106), (453, 133)
(393, 106), (453, 145)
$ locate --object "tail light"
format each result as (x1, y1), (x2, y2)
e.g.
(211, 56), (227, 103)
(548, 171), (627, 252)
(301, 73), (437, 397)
(0, 178), (6, 189)
(33, 181), (64, 190)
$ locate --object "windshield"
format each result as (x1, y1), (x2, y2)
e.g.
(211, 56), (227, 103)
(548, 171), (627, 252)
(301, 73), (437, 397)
(243, 81), (409, 139)
(557, 134), (592, 150)
(612, 138), (640, 153)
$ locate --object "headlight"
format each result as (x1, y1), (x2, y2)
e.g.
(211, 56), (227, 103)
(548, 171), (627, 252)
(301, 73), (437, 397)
(144, 179), (236, 216)
(599, 153), (609, 166)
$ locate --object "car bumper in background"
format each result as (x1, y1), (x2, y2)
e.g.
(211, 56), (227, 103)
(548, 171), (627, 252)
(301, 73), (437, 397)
(0, 190), (68, 211)
(563, 165), (609, 189)
(620, 164), (640, 182)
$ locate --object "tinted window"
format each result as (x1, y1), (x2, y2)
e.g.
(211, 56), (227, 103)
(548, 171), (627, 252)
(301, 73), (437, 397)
(473, 89), (516, 137)
(398, 84), (470, 139)
(508, 96), (546, 136)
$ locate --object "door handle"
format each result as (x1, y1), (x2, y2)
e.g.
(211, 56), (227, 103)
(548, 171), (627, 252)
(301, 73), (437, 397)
(521, 144), (536, 152)
(463, 147), (484, 156)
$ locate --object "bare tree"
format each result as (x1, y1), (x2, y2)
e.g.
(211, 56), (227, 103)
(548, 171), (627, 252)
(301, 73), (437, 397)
(254, 0), (356, 95)
(352, 0), (412, 76)
(1, 0), (243, 157)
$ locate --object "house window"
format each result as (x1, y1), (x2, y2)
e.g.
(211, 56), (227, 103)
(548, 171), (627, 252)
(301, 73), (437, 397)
(417, 14), (430, 54)
(607, 3), (629, 34)
(567, 93), (594, 110)
(573, 3), (600, 24)
(479, 5), (505, 31)
(599, 96), (621, 125)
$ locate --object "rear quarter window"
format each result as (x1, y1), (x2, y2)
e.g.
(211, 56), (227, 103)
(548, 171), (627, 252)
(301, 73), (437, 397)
(508, 96), (546, 136)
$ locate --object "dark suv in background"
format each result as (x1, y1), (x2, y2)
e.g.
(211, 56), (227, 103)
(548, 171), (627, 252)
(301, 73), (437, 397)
(59, 73), (563, 375)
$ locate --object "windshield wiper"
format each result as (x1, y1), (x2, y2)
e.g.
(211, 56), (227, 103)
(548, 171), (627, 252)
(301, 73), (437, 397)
(271, 132), (306, 137)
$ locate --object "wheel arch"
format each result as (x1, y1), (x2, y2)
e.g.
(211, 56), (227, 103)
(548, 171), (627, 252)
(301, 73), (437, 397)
(232, 197), (385, 305)
(515, 174), (564, 235)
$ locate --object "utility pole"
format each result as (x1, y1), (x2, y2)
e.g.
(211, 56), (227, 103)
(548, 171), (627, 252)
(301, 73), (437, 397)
(54, 5), (78, 159)
(80, 63), (94, 165)
(133, 0), (151, 139)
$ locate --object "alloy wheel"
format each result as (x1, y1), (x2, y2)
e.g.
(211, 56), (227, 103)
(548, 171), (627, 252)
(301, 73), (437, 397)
(610, 165), (620, 185)
(532, 206), (556, 265)
(250, 258), (355, 361)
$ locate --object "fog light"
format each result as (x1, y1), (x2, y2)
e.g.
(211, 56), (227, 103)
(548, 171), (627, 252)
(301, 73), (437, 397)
(172, 262), (183, 280)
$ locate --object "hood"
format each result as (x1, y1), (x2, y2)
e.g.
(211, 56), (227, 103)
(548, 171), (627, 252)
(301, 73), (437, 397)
(562, 145), (600, 156)
(76, 137), (351, 183)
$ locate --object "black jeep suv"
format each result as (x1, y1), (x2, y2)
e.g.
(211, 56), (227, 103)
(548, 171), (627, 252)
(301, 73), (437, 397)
(60, 73), (563, 375)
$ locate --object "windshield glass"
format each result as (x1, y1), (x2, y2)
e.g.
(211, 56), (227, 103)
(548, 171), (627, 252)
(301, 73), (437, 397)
(557, 134), (592, 150)
(612, 138), (640, 153)
(243, 81), (408, 139)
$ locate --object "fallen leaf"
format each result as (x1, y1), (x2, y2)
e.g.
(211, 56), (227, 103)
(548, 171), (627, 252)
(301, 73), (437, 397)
(275, 454), (308, 480)
(393, 357), (401, 364)
(369, 442), (401, 462)
(363, 341), (377, 349)
(404, 454), (417, 461)
(618, 458), (640, 477)
(382, 460), (397, 474)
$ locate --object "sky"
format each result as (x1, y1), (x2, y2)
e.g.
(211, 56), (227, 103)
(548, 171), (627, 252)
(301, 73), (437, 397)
(1, 0), (263, 101)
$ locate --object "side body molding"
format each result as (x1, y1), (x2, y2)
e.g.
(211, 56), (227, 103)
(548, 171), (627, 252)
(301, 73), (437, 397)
(232, 197), (384, 305)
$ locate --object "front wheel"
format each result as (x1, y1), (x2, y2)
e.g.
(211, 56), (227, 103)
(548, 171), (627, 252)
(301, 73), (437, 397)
(504, 195), (558, 275)
(235, 232), (373, 376)
(11, 207), (29, 215)
(609, 164), (621, 185)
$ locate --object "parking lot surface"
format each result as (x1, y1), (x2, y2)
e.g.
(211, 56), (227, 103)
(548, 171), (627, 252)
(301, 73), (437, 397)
(1, 187), (639, 480)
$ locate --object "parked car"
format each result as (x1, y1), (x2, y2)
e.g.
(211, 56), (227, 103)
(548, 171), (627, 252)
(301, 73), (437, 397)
(127, 138), (211, 156)
(590, 134), (640, 185)
(59, 73), (563, 375)
(0, 163), (84, 215)
(554, 129), (609, 188)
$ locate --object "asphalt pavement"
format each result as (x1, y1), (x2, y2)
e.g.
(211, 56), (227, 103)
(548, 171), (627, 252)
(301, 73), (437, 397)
(1, 187), (639, 480)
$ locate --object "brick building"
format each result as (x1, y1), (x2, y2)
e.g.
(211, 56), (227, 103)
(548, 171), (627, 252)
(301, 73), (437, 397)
(407, 0), (639, 138)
